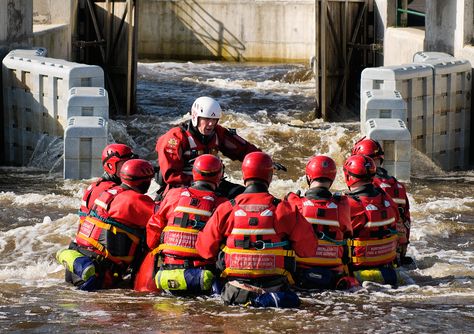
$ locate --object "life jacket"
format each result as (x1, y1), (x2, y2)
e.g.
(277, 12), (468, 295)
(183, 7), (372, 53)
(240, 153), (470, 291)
(181, 126), (219, 175)
(78, 179), (115, 220)
(373, 176), (410, 246)
(296, 197), (346, 268)
(152, 187), (218, 266)
(75, 187), (143, 266)
(221, 198), (296, 283)
(347, 192), (398, 267)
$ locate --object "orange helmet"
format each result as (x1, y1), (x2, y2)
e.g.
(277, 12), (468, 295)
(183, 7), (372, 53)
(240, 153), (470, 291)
(351, 137), (384, 163)
(192, 154), (223, 185)
(102, 144), (136, 176)
(242, 152), (273, 185)
(305, 155), (337, 183)
(343, 155), (376, 187)
(120, 159), (154, 193)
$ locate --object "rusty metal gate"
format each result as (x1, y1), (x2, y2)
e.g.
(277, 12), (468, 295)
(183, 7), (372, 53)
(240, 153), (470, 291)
(73, 0), (138, 116)
(314, 0), (379, 120)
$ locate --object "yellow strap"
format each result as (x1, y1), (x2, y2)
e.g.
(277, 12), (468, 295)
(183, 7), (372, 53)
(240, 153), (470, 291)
(75, 234), (135, 264)
(347, 234), (398, 247)
(156, 244), (200, 255)
(295, 256), (342, 266)
(85, 216), (141, 245)
(221, 268), (295, 285)
(351, 250), (397, 264)
(174, 206), (212, 217)
(162, 225), (199, 234)
(222, 246), (295, 257)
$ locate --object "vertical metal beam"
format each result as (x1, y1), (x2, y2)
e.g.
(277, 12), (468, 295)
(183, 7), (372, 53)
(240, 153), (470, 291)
(342, 0), (348, 106)
(321, 0), (327, 120)
(126, 0), (135, 117)
(314, 0), (321, 119)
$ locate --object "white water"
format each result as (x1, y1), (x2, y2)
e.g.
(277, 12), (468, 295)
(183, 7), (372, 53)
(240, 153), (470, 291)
(0, 61), (473, 333)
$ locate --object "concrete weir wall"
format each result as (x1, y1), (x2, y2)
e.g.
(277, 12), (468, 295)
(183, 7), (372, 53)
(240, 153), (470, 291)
(138, 0), (315, 62)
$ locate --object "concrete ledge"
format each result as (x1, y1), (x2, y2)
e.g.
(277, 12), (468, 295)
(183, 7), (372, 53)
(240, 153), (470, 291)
(33, 24), (70, 60)
(384, 27), (425, 66)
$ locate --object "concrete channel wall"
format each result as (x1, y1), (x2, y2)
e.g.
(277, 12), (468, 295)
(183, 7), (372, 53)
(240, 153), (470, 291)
(138, 0), (316, 62)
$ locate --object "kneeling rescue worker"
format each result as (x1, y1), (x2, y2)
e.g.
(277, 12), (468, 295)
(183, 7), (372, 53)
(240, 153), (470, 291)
(351, 137), (413, 266)
(78, 143), (136, 221)
(196, 152), (317, 307)
(57, 159), (156, 290)
(134, 154), (229, 293)
(286, 155), (355, 289)
(343, 154), (401, 286)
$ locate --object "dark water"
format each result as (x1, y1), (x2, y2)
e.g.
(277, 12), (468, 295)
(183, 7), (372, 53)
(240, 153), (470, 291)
(0, 62), (473, 333)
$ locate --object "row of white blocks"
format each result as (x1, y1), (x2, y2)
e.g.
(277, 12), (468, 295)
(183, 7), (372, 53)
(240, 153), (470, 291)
(2, 49), (109, 179)
(360, 51), (471, 171)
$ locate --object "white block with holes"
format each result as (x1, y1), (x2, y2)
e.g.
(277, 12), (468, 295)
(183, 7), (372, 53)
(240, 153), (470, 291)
(64, 116), (108, 179)
(360, 64), (433, 154)
(423, 58), (471, 170)
(413, 51), (455, 63)
(7, 47), (48, 57)
(365, 118), (411, 182)
(66, 87), (109, 119)
(2, 53), (104, 165)
(360, 90), (407, 135)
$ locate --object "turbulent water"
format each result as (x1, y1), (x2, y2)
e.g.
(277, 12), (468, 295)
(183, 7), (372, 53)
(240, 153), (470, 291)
(0, 62), (473, 333)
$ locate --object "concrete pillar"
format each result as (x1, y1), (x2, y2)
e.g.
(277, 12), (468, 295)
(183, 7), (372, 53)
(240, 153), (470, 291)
(0, 0), (33, 47)
(424, 1), (457, 54)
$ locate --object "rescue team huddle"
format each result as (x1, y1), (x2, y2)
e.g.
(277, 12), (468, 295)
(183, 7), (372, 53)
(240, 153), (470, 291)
(56, 96), (412, 308)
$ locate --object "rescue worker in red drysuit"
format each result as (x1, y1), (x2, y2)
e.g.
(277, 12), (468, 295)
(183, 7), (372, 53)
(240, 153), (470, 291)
(196, 152), (317, 307)
(343, 155), (401, 286)
(66, 159), (156, 290)
(135, 155), (229, 294)
(155, 96), (286, 200)
(286, 155), (355, 290)
(78, 144), (136, 221)
(351, 137), (413, 266)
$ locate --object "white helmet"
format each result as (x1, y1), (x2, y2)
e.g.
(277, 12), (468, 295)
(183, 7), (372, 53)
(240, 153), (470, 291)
(191, 96), (222, 127)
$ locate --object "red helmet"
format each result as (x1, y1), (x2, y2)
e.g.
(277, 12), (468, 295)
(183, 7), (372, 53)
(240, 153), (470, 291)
(102, 144), (136, 175)
(192, 154), (223, 185)
(351, 137), (384, 163)
(343, 155), (376, 187)
(305, 155), (337, 183)
(120, 159), (154, 193)
(242, 152), (273, 185)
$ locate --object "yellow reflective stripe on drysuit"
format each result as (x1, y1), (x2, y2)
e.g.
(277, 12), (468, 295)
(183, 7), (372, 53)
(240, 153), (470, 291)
(151, 225), (200, 256)
(392, 198), (406, 205)
(364, 217), (395, 228)
(350, 251), (397, 264)
(221, 268), (295, 285)
(296, 256), (343, 266)
(222, 246), (295, 257)
(230, 228), (277, 235)
(346, 234), (398, 247)
(174, 206), (213, 217)
(94, 199), (108, 210)
(304, 217), (340, 227)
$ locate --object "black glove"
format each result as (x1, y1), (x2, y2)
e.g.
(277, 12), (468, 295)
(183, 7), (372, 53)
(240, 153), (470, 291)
(273, 162), (287, 172)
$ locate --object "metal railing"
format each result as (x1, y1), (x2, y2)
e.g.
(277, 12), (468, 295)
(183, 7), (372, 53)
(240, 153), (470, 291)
(397, 0), (425, 27)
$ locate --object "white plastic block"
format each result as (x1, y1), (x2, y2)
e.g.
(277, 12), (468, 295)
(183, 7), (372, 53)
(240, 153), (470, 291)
(365, 118), (411, 182)
(64, 116), (108, 179)
(360, 64), (434, 154)
(360, 90), (407, 134)
(413, 51), (455, 63)
(2, 54), (104, 165)
(66, 87), (109, 119)
(424, 59), (471, 170)
(8, 47), (48, 57)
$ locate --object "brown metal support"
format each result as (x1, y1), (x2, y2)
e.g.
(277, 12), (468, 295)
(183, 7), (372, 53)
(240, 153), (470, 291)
(321, 0), (327, 120)
(314, 0), (321, 119)
(342, 0), (348, 106)
(126, 0), (134, 117)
